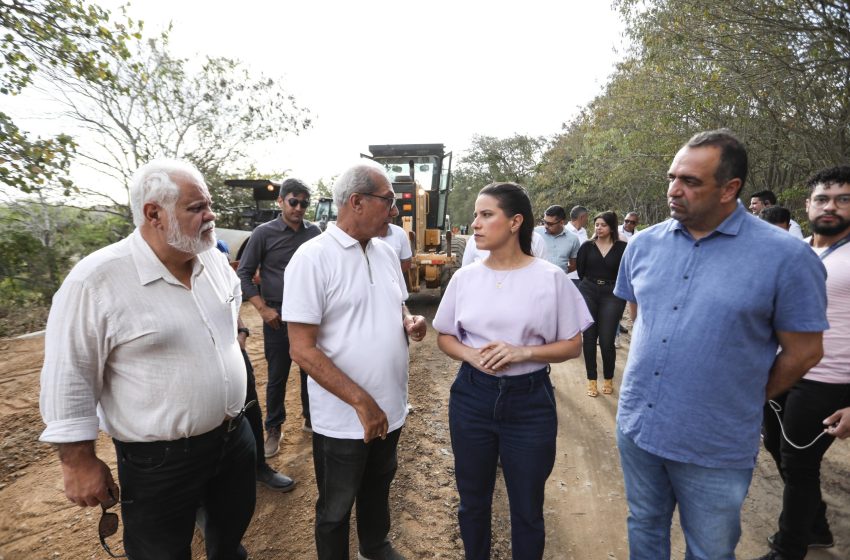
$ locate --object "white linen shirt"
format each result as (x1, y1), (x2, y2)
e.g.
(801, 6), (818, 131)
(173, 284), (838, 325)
(282, 224), (410, 439)
(39, 230), (247, 444)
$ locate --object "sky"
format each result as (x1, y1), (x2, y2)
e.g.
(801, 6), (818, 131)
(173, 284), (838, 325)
(6, 0), (627, 200)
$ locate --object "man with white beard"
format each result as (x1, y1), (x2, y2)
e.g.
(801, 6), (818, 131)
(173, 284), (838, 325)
(39, 159), (256, 559)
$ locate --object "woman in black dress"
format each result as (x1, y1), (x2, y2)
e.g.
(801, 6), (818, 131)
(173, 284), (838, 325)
(576, 211), (628, 397)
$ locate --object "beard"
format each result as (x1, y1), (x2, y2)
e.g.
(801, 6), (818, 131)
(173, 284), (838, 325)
(810, 213), (850, 236)
(166, 212), (216, 255)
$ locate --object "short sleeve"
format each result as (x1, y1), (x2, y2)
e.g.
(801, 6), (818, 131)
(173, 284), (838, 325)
(555, 274), (594, 339)
(433, 272), (460, 337)
(282, 246), (325, 325)
(398, 230), (413, 260)
(772, 244), (828, 332)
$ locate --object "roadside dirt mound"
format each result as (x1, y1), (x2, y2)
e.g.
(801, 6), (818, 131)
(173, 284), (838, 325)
(1, 293), (848, 559)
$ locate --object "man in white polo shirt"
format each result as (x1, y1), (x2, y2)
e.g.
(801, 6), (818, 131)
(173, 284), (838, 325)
(285, 163), (427, 560)
(378, 222), (413, 272)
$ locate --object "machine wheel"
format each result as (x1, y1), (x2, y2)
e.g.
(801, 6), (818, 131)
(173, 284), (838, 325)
(450, 235), (467, 263)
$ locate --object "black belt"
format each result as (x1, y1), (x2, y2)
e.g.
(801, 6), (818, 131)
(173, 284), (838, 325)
(222, 399), (256, 432)
(585, 278), (615, 285)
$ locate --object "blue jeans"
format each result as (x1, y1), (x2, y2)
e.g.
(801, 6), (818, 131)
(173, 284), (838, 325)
(114, 419), (256, 560)
(617, 428), (753, 560)
(312, 428), (401, 560)
(263, 308), (310, 429)
(449, 362), (557, 560)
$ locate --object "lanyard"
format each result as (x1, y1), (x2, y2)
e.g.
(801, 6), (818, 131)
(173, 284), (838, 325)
(811, 231), (850, 261)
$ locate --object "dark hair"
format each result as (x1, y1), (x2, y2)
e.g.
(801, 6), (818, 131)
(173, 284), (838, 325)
(544, 205), (567, 221)
(280, 177), (311, 199)
(751, 190), (777, 205)
(479, 182), (534, 256)
(570, 205), (588, 221)
(759, 206), (791, 225)
(686, 129), (748, 194)
(591, 211), (620, 242)
(805, 165), (850, 192)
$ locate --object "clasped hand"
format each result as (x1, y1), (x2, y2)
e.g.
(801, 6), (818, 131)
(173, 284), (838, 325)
(475, 341), (530, 374)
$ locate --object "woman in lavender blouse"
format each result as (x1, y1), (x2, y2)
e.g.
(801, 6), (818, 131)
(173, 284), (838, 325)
(433, 182), (592, 560)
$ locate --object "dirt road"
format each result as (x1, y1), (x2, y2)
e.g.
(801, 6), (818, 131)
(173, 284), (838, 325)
(1, 291), (848, 559)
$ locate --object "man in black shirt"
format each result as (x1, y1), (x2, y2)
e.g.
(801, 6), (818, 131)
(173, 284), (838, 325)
(237, 178), (321, 461)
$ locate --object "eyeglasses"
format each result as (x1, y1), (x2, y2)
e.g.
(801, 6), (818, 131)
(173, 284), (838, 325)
(285, 198), (310, 209)
(624, 219), (638, 225)
(543, 220), (561, 227)
(810, 194), (850, 209)
(357, 192), (396, 209)
(99, 490), (128, 558)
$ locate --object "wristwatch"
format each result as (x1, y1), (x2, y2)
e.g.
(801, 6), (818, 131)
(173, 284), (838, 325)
(237, 327), (250, 337)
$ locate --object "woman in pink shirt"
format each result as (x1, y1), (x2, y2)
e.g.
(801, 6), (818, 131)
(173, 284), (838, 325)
(433, 182), (592, 560)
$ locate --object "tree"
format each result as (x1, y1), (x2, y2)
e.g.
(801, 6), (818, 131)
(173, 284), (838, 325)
(448, 134), (549, 228)
(1, 0), (140, 193)
(41, 33), (312, 220)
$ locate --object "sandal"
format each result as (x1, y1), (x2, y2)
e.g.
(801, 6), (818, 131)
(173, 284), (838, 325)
(602, 379), (614, 394)
(586, 380), (598, 397)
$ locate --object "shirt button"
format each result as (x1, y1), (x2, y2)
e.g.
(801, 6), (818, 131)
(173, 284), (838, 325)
(662, 338), (667, 343)
(673, 306), (678, 310)
(695, 243), (701, 247)
(654, 371), (660, 376)
(683, 275), (689, 279)
(648, 403), (654, 408)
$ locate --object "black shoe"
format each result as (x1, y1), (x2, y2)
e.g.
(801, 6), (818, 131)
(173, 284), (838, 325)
(256, 463), (295, 492)
(767, 530), (834, 549)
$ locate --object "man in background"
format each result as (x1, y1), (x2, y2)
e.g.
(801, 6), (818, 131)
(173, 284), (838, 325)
(237, 178), (321, 458)
(534, 204), (580, 273)
(750, 190), (804, 238)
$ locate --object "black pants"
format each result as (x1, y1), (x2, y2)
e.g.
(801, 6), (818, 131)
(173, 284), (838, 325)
(578, 280), (626, 380)
(263, 309), (310, 429)
(242, 348), (266, 467)
(312, 428), (401, 560)
(114, 420), (256, 560)
(762, 378), (850, 559)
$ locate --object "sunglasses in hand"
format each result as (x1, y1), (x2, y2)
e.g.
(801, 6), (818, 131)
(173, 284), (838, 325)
(99, 488), (130, 558)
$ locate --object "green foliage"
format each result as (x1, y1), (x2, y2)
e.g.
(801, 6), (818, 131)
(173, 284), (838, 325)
(47, 33), (312, 218)
(0, 202), (127, 310)
(536, 0), (850, 225)
(1, 0), (141, 194)
(448, 134), (549, 228)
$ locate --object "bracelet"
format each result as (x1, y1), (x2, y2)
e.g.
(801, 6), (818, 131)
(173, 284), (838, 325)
(237, 327), (250, 337)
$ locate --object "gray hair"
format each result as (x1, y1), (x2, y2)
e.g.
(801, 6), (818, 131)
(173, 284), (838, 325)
(129, 159), (206, 227)
(332, 163), (390, 207)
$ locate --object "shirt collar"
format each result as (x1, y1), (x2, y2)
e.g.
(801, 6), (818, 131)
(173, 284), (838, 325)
(327, 222), (366, 250)
(669, 200), (748, 239)
(130, 229), (204, 286)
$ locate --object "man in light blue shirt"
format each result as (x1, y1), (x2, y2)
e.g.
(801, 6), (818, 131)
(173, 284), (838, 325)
(534, 205), (580, 273)
(614, 129), (828, 560)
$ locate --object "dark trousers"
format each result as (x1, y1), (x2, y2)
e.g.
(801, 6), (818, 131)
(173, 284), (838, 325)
(263, 308), (310, 429)
(312, 428), (402, 560)
(242, 348), (266, 467)
(762, 378), (850, 559)
(114, 419), (256, 560)
(449, 363), (557, 560)
(578, 280), (626, 380)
